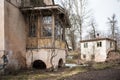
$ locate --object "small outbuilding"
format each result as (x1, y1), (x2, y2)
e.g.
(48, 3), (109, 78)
(80, 38), (116, 62)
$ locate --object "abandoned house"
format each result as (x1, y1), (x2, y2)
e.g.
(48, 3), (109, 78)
(0, 0), (70, 72)
(80, 38), (116, 62)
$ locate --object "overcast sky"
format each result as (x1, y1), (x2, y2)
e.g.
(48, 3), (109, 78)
(88, 0), (120, 32)
(55, 0), (120, 32)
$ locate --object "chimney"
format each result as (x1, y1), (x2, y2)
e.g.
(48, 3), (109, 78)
(96, 33), (100, 38)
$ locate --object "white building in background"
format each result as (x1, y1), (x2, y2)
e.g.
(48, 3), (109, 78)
(80, 38), (116, 62)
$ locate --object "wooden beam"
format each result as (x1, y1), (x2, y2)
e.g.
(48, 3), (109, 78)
(21, 5), (65, 14)
(52, 14), (55, 48)
(37, 15), (40, 38)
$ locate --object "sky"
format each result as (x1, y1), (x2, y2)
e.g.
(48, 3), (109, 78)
(88, 0), (120, 32)
(54, 0), (120, 37)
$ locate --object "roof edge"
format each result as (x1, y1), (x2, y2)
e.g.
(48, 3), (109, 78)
(80, 38), (116, 43)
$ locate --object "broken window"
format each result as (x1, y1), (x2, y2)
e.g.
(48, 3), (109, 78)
(28, 14), (37, 37)
(55, 20), (62, 40)
(41, 16), (52, 37)
(84, 43), (88, 48)
(29, 24), (36, 37)
(97, 42), (102, 47)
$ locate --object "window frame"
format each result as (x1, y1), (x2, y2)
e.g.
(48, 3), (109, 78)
(97, 41), (102, 47)
(28, 14), (37, 37)
(84, 43), (88, 48)
(41, 15), (52, 38)
(110, 42), (113, 48)
(83, 54), (86, 59)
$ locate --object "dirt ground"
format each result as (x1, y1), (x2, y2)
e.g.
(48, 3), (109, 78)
(63, 68), (120, 80)
(1, 55), (120, 80)
(0, 65), (120, 80)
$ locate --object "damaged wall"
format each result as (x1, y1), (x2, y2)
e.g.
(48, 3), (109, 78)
(26, 49), (66, 69)
(81, 39), (116, 62)
(6, 0), (21, 7)
(0, 0), (5, 51)
(4, 0), (26, 70)
(21, 0), (54, 7)
(43, 0), (54, 5)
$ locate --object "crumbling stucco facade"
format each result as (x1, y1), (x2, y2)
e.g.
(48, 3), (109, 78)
(80, 38), (116, 62)
(0, 0), (69, 72)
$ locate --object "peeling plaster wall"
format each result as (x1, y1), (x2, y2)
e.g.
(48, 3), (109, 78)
(44, 0), (54, 5)
(0, 0), (5, 65)
(0, 0), (5, 51)
(26, 49), (66, 69)
(81, 40), (109, 62)
(4, 1), (26, 70)
(7, 0), (21, 7)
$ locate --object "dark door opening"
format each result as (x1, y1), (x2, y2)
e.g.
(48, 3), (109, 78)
(32, 60), (46, 69)
(58, 59), (63, 68)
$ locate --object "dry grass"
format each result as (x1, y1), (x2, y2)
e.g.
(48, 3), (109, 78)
(1, 62), (119, 80)
(0, 67), (88, 80)
(1, 50), (120, 80)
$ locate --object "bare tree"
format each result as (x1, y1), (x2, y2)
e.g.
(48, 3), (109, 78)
(59, 0), (91, 64)
(60, 0), (78, 50)
(88, 18), (97, 39)
(73, 0), (90, 41)
(107, 14), (120, 49)
(108, 14), (117, 39)
(59, 0), (90, 50)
